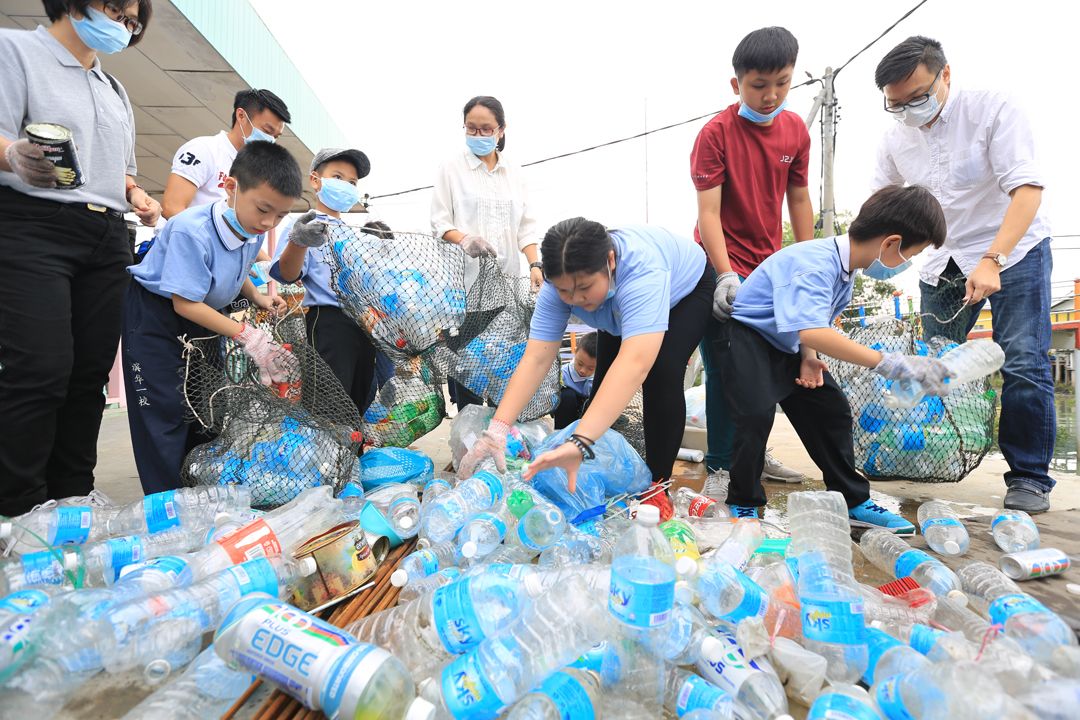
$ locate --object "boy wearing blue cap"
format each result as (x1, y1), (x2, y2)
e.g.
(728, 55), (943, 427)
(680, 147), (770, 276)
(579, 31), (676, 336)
(122, 142), (304, 493)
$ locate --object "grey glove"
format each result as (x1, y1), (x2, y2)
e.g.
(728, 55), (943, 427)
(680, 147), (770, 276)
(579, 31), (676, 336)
(4, 139), (57, 188)
(712, 272), (741, 321)
(459, 234), (497, 258)
(288, 210), (329, 248)
(874, 352), (953, 397)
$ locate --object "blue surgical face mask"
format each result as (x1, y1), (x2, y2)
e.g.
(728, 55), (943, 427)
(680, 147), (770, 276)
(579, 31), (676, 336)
(223, 198), (258, 240)
(465, 133), (498, 157)
(240, 111), (276, 145)
(71, 6), (132, 55)
(317, 177), (360, 213)
(737, 98), (788, 124)
(863, 243), (912, 280)
(896, 94), (941, 128)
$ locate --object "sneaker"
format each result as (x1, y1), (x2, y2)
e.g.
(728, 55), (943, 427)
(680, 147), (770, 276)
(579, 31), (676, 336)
(761, 449), (806, 484)
(639, 482), (674, 522)
(848, 499), (915, 535)
(729, 505), (760, 519)
(702, 469), (730, 500)
(1004, 482), (1050, 514)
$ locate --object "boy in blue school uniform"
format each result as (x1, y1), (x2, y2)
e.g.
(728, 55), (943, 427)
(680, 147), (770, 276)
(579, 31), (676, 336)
(123, 142), (304, 494)
(553, 331), (597, 429)
(720, 185), (951, 532)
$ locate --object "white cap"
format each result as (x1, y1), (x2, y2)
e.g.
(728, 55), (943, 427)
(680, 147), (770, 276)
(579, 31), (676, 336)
(404, 698), (437, 720)
(634, 504), (660, 526)
(946, 590), (968, 605)
(297, 557), (318, 576)
(390, 569), (409, 587)
(460, 541), (478, 559)
(398, 516), (415, 530)
(213, 511), (231, 525)
(699, 636), (724, 664)
(0, 522), (11, 540)
(675, 556), (698, 578)
(944, 540), (961, 555)
(1066, 582), (1080, 597)
(63, 552), (79, 572)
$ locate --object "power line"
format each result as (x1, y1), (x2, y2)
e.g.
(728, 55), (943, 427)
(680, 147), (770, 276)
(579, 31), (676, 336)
(833, 0), (931, 79)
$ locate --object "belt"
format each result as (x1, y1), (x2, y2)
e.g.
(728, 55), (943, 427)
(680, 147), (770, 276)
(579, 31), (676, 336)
(82, 202), (126, 219)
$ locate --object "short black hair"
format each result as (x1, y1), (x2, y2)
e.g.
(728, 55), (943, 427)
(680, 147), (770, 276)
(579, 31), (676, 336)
(229, 142), (303, 198)
(577, 332), (598, 358)
(463, 96), (507, 152)
(848, 185), (946, 250)
(541, 218), (612, 279)
(361, 220), (393, 239)
(732, 26), (799, 78)
(875, 36), (947, 90)
(232, 89), (292, 127)
(43, 0), (153, 47)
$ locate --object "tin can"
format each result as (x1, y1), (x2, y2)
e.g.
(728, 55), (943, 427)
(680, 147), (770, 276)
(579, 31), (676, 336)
(25, 123), (84, 189)
(292, 520), (380, 611)
(1000, 547), (1071, 581)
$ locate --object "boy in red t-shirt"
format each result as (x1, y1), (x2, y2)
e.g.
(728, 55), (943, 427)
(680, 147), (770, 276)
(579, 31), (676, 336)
(690, 26), (815, 498)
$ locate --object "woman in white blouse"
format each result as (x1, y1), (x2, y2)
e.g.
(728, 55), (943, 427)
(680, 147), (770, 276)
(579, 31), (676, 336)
(431, 95), (542, 409)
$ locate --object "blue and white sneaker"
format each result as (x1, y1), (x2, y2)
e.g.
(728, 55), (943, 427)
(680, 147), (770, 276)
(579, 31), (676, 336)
(848, 499), (915, 535)
(729, 505), (760, 520)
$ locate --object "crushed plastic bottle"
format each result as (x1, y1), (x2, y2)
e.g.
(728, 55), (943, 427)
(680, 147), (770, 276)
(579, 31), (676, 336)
(916, 501), (969, 556)
(697, 631), (792, 720)
(674, 487), (729, 519)
(859, 528), (964, 597)
(120, 644), (254, 720)
(421, 470), (504, 543)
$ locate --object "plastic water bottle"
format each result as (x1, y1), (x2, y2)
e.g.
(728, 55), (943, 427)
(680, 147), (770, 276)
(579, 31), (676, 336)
(345, 570), (529, 678)
(1015, 679), (1080, 720)
(859, 528), (964, 596)
(710, 520), (765, 570)
(917, 502), (969, 556)
(421, 470), (504, 543)
(883, 339), (1005, 409)
(862, 627), (928, 686)
(786, 491), (856, 581)
(872, 660), (1010, 720)
(120, 644), (255, 720)
(392, 541), (462, 587)
(0, 504), (119, 554)
(214, 595), (419, 719)
(687, 555), (770, 626)
(420, 475), (453, 515)
(398, 567), (464, 603)
(796, 551), (868, 684)
(419, 574), (610, 718)
(337, 480), (365, 520)
(807, 684), (882, 719)
(0, 586), (66, 681)
(957, 561), (1078, 662)
(674, 487), (728, 519)
(522, 564), (611, 601)
(857, 584), (934, 628)
(104, 486), (252, 538)
(503, 667), (602, 720)
(487, 506), (568, 564)
(664, 667), (734, 718)
(697, 631), (792, 720)
(608, 504), (676, 630)
(365, 482), (422, 537)
(456, 504), (514, 560)
(990, 510), (1040, 553)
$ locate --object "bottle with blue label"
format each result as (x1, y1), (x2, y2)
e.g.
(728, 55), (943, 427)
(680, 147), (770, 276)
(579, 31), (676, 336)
(365, 482), (422, 538)
(0, 586), (64, 681)
(608, 504), (676, 631)
(696, 632), (792, 720)
(916, 501), (969, 556)
(664, 667), (734, 718)
(421, 470), (505, 543)
(689, 555), (771, 627)
(808, 684), (882, 720)
(871, 660), (1006, 720)
(0, 504), (114, 555)
(392, 541), (463, 588)
(859, 528), (963, 597)
(488, 506), (568, 565)
(214, 594), (418, 720)
(796, 551), (868, 684)
(990, 509), (1040, 553)
(104, 486), (252, 538)
(883, 339), (1004, 409)
(456, 503), (514, 561)
(862, 627), (929, 686)
(504, 667), (602, 720)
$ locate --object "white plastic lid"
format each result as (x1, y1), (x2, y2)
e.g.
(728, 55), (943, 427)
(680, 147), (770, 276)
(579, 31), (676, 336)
(390, 569), (409, 587)
(946, 590), (968, 605)
(699, 636), (724, 664)
(635, 504), (660, 526)
(405, 698), (437, 720)
(297, 557), (318, 576)
(213, 511), (231, 525)
(675, 556), (698, 578)
(398, 516), (415, 530)
(63, 552), (79, 571)
(0, 522), (11, 539)
(944, 540), (961, 555)
(461, 541), (478, 559)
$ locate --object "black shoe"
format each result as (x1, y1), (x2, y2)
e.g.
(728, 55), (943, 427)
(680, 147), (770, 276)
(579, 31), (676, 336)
(1004, 483), (1050, 514)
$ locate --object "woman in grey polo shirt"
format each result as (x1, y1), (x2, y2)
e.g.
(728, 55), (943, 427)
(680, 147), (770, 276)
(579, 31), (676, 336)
(0, 0), (158, 516)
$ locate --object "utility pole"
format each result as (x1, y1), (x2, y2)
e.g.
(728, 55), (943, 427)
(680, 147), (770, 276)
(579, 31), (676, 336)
(821, 67), (836, 236)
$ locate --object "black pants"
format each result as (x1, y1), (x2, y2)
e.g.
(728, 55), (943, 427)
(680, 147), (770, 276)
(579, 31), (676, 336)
(591, 266), (714, 482)
(306, 305), (377, 415)
(0, 187), (131, 516)
(716, 320), (870, 508)
(553, 386), (587, 429)
(447, 377), (486, 412)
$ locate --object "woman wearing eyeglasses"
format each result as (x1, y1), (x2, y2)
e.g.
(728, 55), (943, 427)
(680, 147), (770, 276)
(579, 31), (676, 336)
(431, 95), (541, 409)
(0, 0), (157, 517)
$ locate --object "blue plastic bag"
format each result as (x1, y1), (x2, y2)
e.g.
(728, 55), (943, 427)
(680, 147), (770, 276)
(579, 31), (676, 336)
(359, 447), (434, 490)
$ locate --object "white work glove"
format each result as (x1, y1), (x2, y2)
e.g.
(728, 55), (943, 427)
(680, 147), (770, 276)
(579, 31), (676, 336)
(4, 139), (57, 188)
(233, 324), (300, 386)
(288, 210), (329, 248)
(712, 272), (741, 321)
(459, 234), (497, 258)
(459, 418), (510, 477)
(874, 352), (953, 397)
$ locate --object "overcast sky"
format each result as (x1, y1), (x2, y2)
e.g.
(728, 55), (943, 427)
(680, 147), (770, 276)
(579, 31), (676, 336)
(252, 0), (1078, 303)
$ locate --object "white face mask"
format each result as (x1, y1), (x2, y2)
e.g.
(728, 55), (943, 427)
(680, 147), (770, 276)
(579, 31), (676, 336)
(895, 93), (942, 127)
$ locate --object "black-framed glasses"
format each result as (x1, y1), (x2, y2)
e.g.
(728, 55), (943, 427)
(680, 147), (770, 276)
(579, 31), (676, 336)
(464, 125), (500, 137)
(102, 0), (143, 36)
(884, 71), (941, 113)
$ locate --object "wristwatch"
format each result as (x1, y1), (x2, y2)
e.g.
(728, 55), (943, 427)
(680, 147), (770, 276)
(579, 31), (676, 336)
(982, 252), (1006, 268)
(529, 261), (544, 271)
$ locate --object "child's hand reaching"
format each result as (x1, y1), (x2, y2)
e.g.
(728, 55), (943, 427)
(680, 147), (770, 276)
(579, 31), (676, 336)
(253, 292), (287, 316)
(796, 355), (827, 389)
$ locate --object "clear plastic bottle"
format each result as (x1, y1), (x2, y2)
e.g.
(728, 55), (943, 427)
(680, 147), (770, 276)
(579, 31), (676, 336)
(523, 564), (611, 600)
(796, 551), (868, 684)
(862, 627), (927, 686)
(709, 519), (765, 570)
(365, 482), (422, 537)
(696, 631), (792, 720)
(487, 506), (568, 564)
(859, 528), (964, 596)
(420, 470), (504, 543)
(664, 667), (734, 718)
(858, 584), (934, 628)
(397, 567), (464, 603)
(337, 480), (366, 520)
(0, 585), (66, 681)
(504, 667), (603, 720)
(687, 555), (770, 626)
(916, 501), (969, 556)
(871, 660), (1009, 720)
(120, 644), (254, 720)
(607, 504), (676, 632)
(215, 594), (416, 719)
(420, 474), (454, 516)
(990, 510), (1040, 553)
(456, 503), (514, 560)
(1015, 679), (1080, 720)
(0, 504), (119, 555)
(786, 491), (856, 580)
(392, 540), (462, 587)
(883, 339), (1005, 408)
(345, 569), (529, 678)
(104, 486), (251, 538)
(807, 684), (882, 719)
(674, 487), (728, 519)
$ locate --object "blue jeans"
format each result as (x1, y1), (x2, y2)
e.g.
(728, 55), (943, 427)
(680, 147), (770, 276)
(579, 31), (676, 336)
(919, 238), (1056, 492)
(700, 315), (735, 471)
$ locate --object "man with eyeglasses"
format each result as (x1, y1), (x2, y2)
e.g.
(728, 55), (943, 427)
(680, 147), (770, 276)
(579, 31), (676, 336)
(871, 36), (1055, 513)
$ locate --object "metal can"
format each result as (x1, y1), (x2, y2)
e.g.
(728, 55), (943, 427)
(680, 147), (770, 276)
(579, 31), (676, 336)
(999, 547), (1071, 581)
(24, 123), (85, 189)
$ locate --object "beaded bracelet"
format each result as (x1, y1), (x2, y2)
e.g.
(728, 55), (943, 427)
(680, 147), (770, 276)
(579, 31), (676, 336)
(567, 434), (596, 461)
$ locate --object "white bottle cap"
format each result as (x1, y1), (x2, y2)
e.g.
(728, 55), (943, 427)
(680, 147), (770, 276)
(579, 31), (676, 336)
(63, 552), (79, 572)
(946, 589), (968, 605)
(213, 511), (231, 525)
(675, 556), (698, 578)
(944, 540), (961, 555)
(699, 636), (724, 664)
(390, 569), (409, 587)
(405, 698), (437, 720)
(635, 504), (660, 526)
(0, 522), (11, 540)
(398, 516), (415, 530)
(460, 541), (478, 559)
(297, 557), (318, 577)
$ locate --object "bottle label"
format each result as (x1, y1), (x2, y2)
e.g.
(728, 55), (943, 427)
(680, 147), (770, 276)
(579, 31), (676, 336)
(696, 631), (768, 695)
(988, 593), (1051, 626)
(475, 471), (504, 505)
(608, 562), (674, 628)
(321, 644), (385, 716)
(517, 520), (544, 551)
(143, 490), (181, 534)
(801, 597), (866, 645)
(433, 577), (486, 653)
(474, 512), (507, 540)
(441, 651), (503, 719)
(52, 506), (92, 545)
(721, 571), (770, 624)
(20, 550), (64, 586)
(228, 558), (280, 597)
(893, 549), (935, 579)
(215, 519), (283, 564)
(919, 517), (962, 532)
(874, 677), (916, 720)
(909, 623), (944, 655)
(0, 613), (36, 662)
(415, 549), (440, 576)
(687, 495), (716, 518)
(338, 482), (365, 499)
(660, 520), (700, 561)
(675, 675), (729, 716)
(105, 537), (144, 581)
(121, 555), (193, 587)
(537, 671), (595, 720)
(808, 693), (881, 719)
(0, 589), (51, 614)
(991, 512), (1034, 531)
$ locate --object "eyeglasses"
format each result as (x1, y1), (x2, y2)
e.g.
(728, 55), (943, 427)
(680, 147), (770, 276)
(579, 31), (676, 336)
(884, 71), (941, 113)
(464, 125), (500, 137)
(102, 1), (144, 36)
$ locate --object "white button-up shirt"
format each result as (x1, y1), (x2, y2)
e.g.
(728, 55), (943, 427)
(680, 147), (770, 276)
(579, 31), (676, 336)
(431, 147), (538, 287)
(872, 88), (1051, 286)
